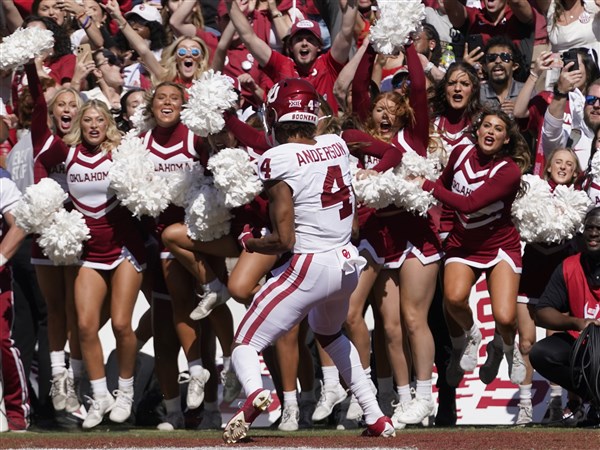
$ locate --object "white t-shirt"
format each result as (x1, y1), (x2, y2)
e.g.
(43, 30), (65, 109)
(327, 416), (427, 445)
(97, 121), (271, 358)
(258, 133), (354, 254)
(547, 0), (600, 54)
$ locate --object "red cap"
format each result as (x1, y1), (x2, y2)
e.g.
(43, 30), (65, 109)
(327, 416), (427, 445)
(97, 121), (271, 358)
(289, 19), (322, 45)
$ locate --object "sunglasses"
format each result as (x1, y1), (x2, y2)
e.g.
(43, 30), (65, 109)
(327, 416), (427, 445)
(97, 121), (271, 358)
(585, 95), (600, 106)
(485, 52), (513, 63)
(176, 47), (202, 58)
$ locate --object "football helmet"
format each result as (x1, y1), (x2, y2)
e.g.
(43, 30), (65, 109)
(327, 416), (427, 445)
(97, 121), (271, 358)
(265, 78), (320, 129)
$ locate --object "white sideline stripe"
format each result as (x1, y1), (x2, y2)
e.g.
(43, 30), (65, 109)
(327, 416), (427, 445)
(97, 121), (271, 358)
(20, 447), (417, 450)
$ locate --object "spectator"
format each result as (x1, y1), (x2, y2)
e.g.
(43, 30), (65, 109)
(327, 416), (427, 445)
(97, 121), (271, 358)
(444, 0), (536, 69)
(227, 0), (358, 114)
(542, 74), (600, 169)
(479, 35), (528, 116)
(530, 206), (600, 423)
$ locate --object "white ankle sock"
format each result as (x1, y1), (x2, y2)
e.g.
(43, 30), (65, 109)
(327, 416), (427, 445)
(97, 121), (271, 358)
(50, 351), (66, 377)
(415, 379), (432, 400)
(321, 365), (340, 388)
(90, 377), (109, 398)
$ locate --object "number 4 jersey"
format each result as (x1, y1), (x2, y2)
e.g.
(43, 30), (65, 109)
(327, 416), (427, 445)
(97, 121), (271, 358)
(258, 133), (354, 254)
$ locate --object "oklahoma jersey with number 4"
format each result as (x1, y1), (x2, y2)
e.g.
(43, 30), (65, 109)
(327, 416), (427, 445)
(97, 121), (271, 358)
(258, 133), (354, 253)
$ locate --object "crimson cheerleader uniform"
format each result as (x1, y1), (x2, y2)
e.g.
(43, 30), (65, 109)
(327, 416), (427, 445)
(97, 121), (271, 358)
(354, 43), (443, 268)
(422, 144), (523, 272)
(26, 63), (72, 265)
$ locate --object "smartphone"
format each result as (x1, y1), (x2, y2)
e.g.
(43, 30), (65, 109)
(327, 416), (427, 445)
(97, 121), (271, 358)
(76, 44), (93, 65)
(467, 34), (485, 52)
(561, 50), (580, 71)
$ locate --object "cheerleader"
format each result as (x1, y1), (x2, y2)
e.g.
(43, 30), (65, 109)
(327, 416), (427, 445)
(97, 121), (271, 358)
(416, 108), (531, 388)
(31, 76), (145, 428)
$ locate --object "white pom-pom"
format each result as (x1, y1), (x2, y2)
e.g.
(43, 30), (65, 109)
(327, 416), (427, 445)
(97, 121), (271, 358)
(369, 0), (425, 54)
(0, 27), (54, 71)
(168, 165), (208, 208)
(207, 148), (262, 208)
(109, 134), (171, 218)
(512, 175), (591, 243)
(181, 70), (238, 136)
(353, 169), (398, 209)
(184, 178), (232, 241)
(130, 104), (155, 135)
(37, 209), (90, 265)
(13, 178), (67, 233)
(391, 149), (440, 215)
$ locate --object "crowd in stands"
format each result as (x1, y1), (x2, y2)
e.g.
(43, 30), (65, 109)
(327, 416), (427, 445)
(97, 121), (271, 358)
(0, 0), (599, 435)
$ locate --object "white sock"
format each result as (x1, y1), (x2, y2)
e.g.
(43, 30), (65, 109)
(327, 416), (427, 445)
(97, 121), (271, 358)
(50, 351), (66, 377)
(232, 345), (263, 396)
(397, 384), (412, 403)
(188, 359), (204, 377)
(323, 335), (380, 425)
(70, 358), (85, 379)
(467, 322), (480, 339)
(415, 379), (432, 400)
(222, 356), (231, 373)
(550, 385), (563, 398)
(377, 377), (394, 395)
(164, 396), (182, 415)
(283, 390), (298, 407)
(519, 384), (532, 404)
(90, 377), (109, 398)
(321, 365), (340, 388)
(118, 376), (134, 392)
(202, 278), (224, 294)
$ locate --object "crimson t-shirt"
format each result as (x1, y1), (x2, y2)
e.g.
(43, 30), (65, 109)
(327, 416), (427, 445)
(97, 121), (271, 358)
(263, 50), (344, 113)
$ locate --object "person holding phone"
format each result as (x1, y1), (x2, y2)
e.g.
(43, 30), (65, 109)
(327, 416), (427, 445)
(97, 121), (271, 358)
(542, 55), (600, 170)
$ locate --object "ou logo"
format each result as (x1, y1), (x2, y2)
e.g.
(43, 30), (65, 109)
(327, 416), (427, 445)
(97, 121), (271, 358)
(267, 83), (281, 104)
(342, 249), (351, 259)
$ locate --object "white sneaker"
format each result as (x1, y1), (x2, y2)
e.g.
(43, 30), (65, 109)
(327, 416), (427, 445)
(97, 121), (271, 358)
(516, 402), (533, 426)
(446, 349), (465, 387)
(82, 394), (115, 429)
(460, 329), (482, 372)
(378, 391), (397, 418)
(50, 369), (69, 411)
(221, 370), (242, 404)
(345, 395), (363, 421)
(157, 411), (185, 430)
(109, 388), (134, 423)
(190, 285), (230, 321)
(397, 396), (435, 425)
(199, 409), (223, 430)
(506, 344), (526, 385)
(181, 369), (211, 409)
(64, 376), (81, 413)
(278, 403), (300, 431)
(391, 400), (411, 430)
(312, 383), (347, 421)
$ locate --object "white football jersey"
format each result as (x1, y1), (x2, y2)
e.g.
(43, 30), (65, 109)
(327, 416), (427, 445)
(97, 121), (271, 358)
(258, 134), (354, 254)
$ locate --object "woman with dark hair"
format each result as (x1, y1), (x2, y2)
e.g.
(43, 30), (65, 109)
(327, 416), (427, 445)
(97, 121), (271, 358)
(416, 108), (531, 390)
(20, 16), (75, 88)
(117, 88), (145, 133)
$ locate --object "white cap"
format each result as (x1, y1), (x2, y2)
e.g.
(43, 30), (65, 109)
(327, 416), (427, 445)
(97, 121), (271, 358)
(125, 4), (163, 25)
